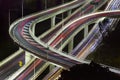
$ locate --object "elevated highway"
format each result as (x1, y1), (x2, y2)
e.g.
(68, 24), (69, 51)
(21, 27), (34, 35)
(9, 0), (115, 69)
(9, 2), (120, 77)
(1, 0), (120, 79)
(6, 0), (109, 79)
(1, 0), (86, 79)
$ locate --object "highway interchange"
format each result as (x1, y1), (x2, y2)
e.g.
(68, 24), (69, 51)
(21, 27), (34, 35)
(1, 0), (120, 79)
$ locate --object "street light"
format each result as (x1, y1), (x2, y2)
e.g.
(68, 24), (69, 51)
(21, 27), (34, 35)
(62, 0), (64, 4)
(45, 0), (47, 9)
(21, 0), (24, 18)
(9, 0), (24, 26)
(8, 9), (11, 27)
(8, 9), (18, 27)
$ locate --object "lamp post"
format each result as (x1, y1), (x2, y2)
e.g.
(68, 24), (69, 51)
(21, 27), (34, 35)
(8, 9), (11, 27)
(62, 0), (64, 4)
(8, 9), (18, 26)
(21, 0), (24, 18)
(45, 0), (47, 9)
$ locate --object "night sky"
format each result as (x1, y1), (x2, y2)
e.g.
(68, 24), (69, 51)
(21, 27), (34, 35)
(0, 0), (69, 61)
(0, 0), (43, 61)
(0, 0), (20, 61)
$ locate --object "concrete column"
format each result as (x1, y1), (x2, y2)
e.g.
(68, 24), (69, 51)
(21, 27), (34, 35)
(25, 51), (32, 64)
(19, 47), (22, 50)
(67, 10), (72, 16)
(68, 37), (74, 53)
(49, 64), (55, 71)
(31, 23), (36, 36)
(51, 16), (56, 28)
(84, 26), (88, 38)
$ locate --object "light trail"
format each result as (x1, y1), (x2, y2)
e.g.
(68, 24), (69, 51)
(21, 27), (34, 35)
(7, 0), (120, 79)
(6, 0), (86, 79)
(9, 9), (120, 69)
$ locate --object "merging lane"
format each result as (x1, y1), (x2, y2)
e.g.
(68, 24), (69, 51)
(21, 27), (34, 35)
(8, 0), (120, 79)
(9, 10), (120, 69)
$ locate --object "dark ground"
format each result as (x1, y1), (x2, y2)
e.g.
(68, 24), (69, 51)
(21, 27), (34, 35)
(87, 20), (120, 68)
(59, 62), (120, 80)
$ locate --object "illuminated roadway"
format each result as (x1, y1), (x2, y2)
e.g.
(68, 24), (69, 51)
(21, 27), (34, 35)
(73, 0), (120, 59)
(9, 4), (120, 75)
(2, 0), (120, 79)
(9, 0), (114, 69)
(0, 50), (25, 79)
(0, 0), (117, 79)
(1, 0), (86, 79)
(11, 0), (109, 79)
(7, 0), (120, 79)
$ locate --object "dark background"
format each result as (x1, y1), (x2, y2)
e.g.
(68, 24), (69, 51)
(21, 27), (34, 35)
(0, 0), (71, 61)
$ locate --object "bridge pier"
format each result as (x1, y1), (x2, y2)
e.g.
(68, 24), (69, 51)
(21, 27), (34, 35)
(68, 37), (74, 53)
(67, 10), (72, 16)
(31, 23), (36, 36)
(68, 10), (73, 53)
(19, 48), (32, 64)
(51, 16), (56, 28)
(19, 45), (31, 64)
(50, 15), (56, 70)
(84, 26), (88, 38)
(25, 51), (32, 64)
(49, 64), (55, 71)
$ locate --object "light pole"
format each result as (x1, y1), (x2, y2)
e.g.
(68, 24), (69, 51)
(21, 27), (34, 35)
(61, 0), (64, 51)
(21, 0), (24, 18)
(8, 9), (18, 26)
(8, 9), (11, 27)
(62, 0), (64, 4)
(45, 0), (47, 9)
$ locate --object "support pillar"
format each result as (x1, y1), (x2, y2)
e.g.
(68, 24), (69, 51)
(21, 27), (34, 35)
(49, 64), (55, 71)
(31, 23), (36, 36)
(84, 26), (88, 38)
(25, 51), (32, 64)
(19, 47), (22, 50)
(51, 16), (56, 28)
(68, 37), (74, 53)
(67, 10), (72, 16)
